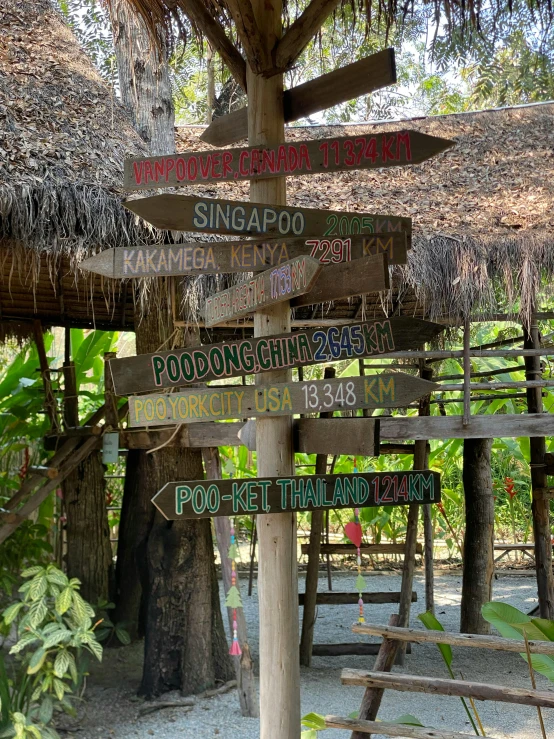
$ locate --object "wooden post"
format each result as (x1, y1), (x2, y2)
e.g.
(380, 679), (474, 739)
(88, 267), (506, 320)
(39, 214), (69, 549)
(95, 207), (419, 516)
(419, 362), (434, 614)
(32, 319), (60, 433)
(461, 438), (494, 634)
(524, 320), (554, 618)
(462, 319), (471, 427)
(397, 356), (429, 662)
(300, 366), (336, 667)
(62, 362), (79, 429)
(247, 0), (300, 734)
(104, 352), (119, 430)
(351, 614), (400, 739)
(202, 448), (258, 718)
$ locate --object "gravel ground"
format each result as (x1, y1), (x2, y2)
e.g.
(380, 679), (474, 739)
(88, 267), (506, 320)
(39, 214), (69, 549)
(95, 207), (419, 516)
(72, 571), (553, 739)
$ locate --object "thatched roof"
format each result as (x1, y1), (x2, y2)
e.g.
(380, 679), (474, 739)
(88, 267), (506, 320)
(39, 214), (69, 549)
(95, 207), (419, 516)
(0, 0), (151, 334)
(173, 102), (554, 325)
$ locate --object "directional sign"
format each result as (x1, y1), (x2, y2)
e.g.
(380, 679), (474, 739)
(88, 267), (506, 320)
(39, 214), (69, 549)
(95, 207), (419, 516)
(291, 254), (389, 309)
(124, 194), (411, 238)
(108, 317), (444, 396)
(128, 373), (438, 428)
(200, 49), (397, 147)
(78, 233), (408, 278)
(152, 470), (441, 520)
(204, 256), (321, 327)
(124, 131), (453, 190)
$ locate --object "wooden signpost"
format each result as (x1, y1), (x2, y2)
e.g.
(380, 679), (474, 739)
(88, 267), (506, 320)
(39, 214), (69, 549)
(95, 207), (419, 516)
(108, 317), (444, 396)
(79, 233), (408, 278)
(200, 49), (397, 147)
(124, 193), (411, 238)
(128, 373), (438, 427)
(204, 255), (321, 327)
(124, 131), (453, 190)
(152, 470), (441, 520)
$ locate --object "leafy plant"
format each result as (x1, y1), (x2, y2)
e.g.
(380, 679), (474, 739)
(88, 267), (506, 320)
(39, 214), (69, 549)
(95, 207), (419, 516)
(481, 602), (554, 682)
(0, 565), (103, 738)
(418, 611), (481, 735)
(301, 712), (326, 738)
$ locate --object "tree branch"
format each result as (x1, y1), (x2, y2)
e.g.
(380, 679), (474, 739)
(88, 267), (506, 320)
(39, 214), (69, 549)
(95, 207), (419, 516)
(179, 0), (247, 90)
(272, 0), (341, 72)
(224, 0), (270, 74)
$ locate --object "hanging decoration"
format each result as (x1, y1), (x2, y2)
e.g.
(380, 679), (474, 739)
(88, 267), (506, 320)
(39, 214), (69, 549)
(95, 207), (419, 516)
(344, 458), (366, 624)
(225, 515), (243, 656)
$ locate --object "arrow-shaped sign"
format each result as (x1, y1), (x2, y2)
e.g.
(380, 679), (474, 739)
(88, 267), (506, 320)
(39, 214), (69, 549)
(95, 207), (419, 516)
(200, 49), (397, 147)
(124, 194), (411, 238)
(152, 470), (441, 520)
(78, 233), (408, 278)
(124, 131), (453, 191)
(128, 373), (438, 428)
(107, 317), (445, 396)
(204, 255), (321, 327)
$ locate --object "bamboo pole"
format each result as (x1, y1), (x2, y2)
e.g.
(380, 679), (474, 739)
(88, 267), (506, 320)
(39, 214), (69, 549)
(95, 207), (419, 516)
(247, 1), (300, 733)
(524, 320), (554, 618)
(462, 319), (471, 427)
(352, 623), (554, 655)
(419, 362), (434, 614)
(299, 366), (335, 667)
(202, 448), (258, 718)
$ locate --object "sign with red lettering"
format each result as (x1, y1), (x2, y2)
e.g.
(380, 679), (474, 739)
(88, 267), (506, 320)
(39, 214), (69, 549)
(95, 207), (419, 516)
(124, 131), (453, 191)
(204, 256), (321, 327)
(78, 233), (408, 278)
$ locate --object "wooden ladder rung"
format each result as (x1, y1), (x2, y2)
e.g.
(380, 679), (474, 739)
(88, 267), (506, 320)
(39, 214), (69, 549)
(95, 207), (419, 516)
(325, 715), (495, 739)
(341, 669), (554, 708)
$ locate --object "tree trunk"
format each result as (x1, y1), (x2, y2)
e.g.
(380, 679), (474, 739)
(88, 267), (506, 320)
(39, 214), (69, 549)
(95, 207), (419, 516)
(461, 438), (494, 634)
(111, 2), (232, 694)
(64, 450), (112, 604)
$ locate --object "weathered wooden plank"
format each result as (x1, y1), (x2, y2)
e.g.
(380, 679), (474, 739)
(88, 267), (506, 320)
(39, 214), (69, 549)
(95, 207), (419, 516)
(325, 716), (495, 739)
(200, 49), (396, 147)
(204, 256), (321, 327)
(291, 254), (389, 308)
(381, 412), (554, 440)
(295, 417), (379, 456)
(124, 131), (453, 190)
(340, 669), (554, 708)
(109, 317), (443, 396)
(297, 591), (416, 605)
(121, 422), (245, 450)
(152, 470), (441, 520)
(124, 193), (411, 237)
(351, 623), (554, 656)
(311, 643), (409, 657)
(78, 233), (408, 278)
(300, 542), (423, 555)
(128, 374), (437, 428)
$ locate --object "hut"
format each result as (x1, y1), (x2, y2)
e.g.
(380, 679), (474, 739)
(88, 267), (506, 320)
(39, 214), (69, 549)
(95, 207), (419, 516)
(0, 0), (152, 602)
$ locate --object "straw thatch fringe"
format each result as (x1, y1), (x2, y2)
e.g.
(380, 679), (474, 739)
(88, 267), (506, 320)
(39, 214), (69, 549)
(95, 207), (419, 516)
(402, 232), (554, 326)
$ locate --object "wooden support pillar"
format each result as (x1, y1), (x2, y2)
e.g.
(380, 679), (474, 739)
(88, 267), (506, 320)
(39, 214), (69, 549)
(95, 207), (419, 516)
(524, 321), (554, 618)
(300, 366), (335, 667)
(202, 447), (258, 718)
(419, 363), (434, 614)
(461, 438), (494, 634)
(248, 0), (300, 734)
(32, 319), (60, 433)
(62, 362), (78, 429)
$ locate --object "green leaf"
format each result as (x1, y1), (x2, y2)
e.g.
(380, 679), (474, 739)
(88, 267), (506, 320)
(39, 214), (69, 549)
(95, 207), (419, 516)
(20, 566), (44, 579)
(529, 618), (554, 642)
(43, 630), (71, 650)
(86, 638), (103, 662)
(27, 647), (47, 675)
(2, 602), (23, 625)
(301, 731), (318, 739)
(29, 599), (48, 628)
(55, 588), (72, 616)
(481, 602), (529, 639)
(29, 574), (47, 601)
(417, 611), (452, 668)
(115, 626), (131, 646)
(54, 651), (70, 678)
(46, 570), (68, 588)
(39, 695), (54, 725)
(301, 713), (326, 730)
(53, 678), (65, 702)
(390, 714), (425, 726)
(10, 633), (39, 654)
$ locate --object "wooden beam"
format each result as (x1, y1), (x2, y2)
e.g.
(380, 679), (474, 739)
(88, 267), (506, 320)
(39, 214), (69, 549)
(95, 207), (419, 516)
(340, 669), (554, 709)
(201, 48), (396, 146)
(181, 0), (247, 90)
(121, 422), (244, 450)
(312, 643), (409, 657)
(224, 0), (270, 74)
(298, 591), (416, 605)
(352, 623), (554, 656)
(326, 716), (496, 739)
(33, 320), (61, 433)
(27, 466), (59, 480)
(273, 0), (341, 71)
